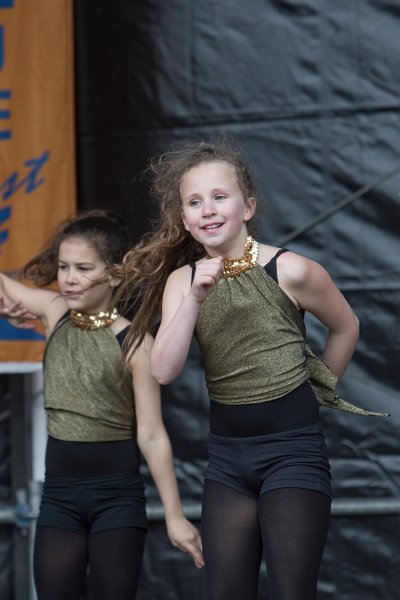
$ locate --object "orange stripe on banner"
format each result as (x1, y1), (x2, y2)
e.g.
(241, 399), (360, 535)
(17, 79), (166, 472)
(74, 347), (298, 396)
(0, 0), (76, 362)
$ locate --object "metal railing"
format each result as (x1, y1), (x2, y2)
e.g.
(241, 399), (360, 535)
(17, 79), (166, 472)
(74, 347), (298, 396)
(2, 492), (400, 527)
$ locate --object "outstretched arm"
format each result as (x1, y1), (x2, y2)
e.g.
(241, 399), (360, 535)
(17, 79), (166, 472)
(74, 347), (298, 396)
(151, 257), (224, 384)
(278, 252), (359, 380)
(0, 273), (66, 335)
(130, 334), (204, 569)
(0, 296), (38, 329)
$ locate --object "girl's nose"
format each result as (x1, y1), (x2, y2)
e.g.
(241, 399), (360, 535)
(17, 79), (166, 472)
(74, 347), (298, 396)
(65, 270), (78, 284)
(202, 199), (216, 216)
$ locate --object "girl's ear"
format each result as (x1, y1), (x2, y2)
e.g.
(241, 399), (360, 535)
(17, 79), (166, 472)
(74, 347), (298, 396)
(244, 196), (256, 222)
(108, 275), (121, 289)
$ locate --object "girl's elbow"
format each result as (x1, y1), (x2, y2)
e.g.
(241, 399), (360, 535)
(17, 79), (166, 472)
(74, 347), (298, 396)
(154, 372), (176, 386)
(352, 313), (360, 339)
(150, 354), (180, 385)
(150, 355), (162, 383)
(152, 371), (166, 385)
(150, 363), (175, 386)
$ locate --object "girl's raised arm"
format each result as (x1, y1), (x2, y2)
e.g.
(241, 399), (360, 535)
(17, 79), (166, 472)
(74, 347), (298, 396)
(151, 257), (224, 385)
(0, 273), (66, 334)
(0, 296), (38, 329)
(130, 333), (204, 569)
(150, 267), (199, 384)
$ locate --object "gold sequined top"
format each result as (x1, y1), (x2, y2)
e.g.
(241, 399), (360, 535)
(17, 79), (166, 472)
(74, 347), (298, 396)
(43, 315), (135, 441)
(195, 263), (386, 416)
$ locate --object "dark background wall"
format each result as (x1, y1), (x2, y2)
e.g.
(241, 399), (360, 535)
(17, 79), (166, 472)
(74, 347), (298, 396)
(73, 1), (400, 598)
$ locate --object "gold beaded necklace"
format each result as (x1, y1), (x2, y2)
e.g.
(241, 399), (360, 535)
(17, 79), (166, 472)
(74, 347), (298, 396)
(207, 235), (259, 279)
(70, 307), (119, 330)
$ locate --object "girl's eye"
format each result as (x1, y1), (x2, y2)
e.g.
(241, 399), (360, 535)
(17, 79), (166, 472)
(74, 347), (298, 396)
(189, 199), (201, 207)
(215, 194), (226, 201)
(58, 264), (66, 270)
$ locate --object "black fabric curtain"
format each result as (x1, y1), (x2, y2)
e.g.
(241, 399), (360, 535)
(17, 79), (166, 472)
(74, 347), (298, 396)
(73, 2), (400, 598)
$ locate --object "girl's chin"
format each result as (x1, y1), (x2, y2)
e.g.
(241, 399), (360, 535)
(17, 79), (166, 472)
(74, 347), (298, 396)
(67, 305), (83, 312)
(199, 233), (225, 247)
(66, 300), (86, 311)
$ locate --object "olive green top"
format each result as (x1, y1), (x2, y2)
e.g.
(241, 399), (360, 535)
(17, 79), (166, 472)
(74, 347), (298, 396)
(43, 315), (135, 441)
(195, 263), (387, 416)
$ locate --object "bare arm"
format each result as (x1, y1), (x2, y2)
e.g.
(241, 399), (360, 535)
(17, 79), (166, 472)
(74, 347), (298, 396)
(278, 252), (359, 380)
(0, 273), (66, 335)
(151, 257), (224, 384)
(0, 296), (38, 329)
(130, 334), (204, 569)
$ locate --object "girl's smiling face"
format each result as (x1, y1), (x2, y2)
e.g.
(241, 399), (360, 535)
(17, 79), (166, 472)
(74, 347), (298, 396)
(180, 160), (255, 257)
(57, 236), (115, 313)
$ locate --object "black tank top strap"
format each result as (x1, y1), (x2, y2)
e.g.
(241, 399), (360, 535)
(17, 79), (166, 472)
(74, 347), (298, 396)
(263, 248), (289, 283)
(189, 261), (196, 285)
(116, 326), (130, 347)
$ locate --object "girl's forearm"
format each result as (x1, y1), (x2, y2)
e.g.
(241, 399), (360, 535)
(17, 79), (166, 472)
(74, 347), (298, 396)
(0, 274), (12, 299)
(322, 317), (359, 380)
(140, 437), (185, 520)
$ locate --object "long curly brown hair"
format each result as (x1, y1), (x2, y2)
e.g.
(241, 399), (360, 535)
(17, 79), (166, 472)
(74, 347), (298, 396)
(113, 137), (261, 356)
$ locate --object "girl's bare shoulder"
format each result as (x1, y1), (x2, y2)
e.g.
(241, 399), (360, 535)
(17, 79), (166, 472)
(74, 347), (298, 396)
(257, 243), (280, 265)
(277, 250), (321, 285)
(167, 263), (194, 290)
(111, 315), (131, 335)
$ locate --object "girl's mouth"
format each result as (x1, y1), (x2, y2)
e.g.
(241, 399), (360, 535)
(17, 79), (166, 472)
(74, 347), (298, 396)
(202, 223), (223, 230)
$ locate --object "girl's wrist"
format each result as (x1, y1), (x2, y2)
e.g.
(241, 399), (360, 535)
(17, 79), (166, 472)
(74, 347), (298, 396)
(164, 508), (185, 522)
(186, 288), (205, 308)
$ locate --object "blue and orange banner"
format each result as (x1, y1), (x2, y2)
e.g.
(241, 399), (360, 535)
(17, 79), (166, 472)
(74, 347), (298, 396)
(0, 0), (75, 362)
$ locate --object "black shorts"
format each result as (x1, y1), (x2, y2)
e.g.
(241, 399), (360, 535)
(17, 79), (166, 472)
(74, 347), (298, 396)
(37, 471), (148, 535)
(205, 423), (332, 500)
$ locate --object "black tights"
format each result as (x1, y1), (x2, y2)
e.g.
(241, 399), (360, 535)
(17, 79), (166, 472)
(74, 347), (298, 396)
(201, 481), (331, 600)
(33, 526), (146, 600)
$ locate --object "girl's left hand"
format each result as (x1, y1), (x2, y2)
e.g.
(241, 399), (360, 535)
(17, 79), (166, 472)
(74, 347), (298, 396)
(166, 516), (204, 569)
(0, 296), (38, 329)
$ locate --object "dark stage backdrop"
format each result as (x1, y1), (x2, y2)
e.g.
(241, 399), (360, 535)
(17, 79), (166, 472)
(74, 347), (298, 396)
(73, 1), (400, 599)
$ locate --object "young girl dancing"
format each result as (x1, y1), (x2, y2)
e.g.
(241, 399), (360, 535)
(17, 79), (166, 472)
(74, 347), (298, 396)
(0, 210), (203, 600)
(114, 139), (385, 600)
